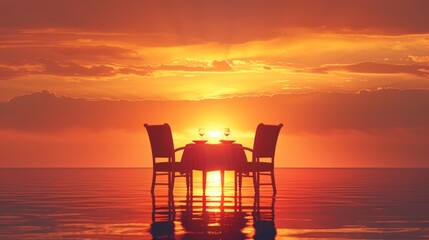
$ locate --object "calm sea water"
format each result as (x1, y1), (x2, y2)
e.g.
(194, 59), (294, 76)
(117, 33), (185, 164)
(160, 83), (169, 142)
(1, 168), (429, 239)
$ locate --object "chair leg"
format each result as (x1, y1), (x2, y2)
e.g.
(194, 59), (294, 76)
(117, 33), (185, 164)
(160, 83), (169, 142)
(253, 190), (260, 212)
(167, 189), (174, 220)
(271, 170), (277, 196)
(186, 171), (193, 195)
(151, 170), (156, 194)
(167, 171), (171, 191)
(170, 171), (175, 194)
(189, 170), (194, 195)
(202, 170), (207, 196)
(252, 171), (258, 196)
(185, 172), (189, 194)
(255, 172), (258, 196)
(151, 191), (156, 222)
(234, 172), (237, 191)
(239, 172), (242, 196)
(234, 171), (237, 208)
(234, 171), (238, 194)
(221, 170), (225, 195)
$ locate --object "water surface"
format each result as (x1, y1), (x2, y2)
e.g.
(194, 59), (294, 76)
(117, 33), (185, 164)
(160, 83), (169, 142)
(1, 168), (429, 239)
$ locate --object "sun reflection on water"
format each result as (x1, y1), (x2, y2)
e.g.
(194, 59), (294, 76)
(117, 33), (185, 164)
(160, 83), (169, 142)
(206, 171), (221, 196)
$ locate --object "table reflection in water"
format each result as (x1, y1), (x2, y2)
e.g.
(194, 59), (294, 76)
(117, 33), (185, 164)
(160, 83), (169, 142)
(150, 186), (276, 239)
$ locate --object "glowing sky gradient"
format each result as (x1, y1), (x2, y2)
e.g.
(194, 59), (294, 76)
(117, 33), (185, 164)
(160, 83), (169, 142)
(1, 0), (429, 167)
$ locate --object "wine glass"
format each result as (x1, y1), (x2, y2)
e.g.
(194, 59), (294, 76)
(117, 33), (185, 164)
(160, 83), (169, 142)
(198, 128), (205, 140)
(223, 128), (230, 139)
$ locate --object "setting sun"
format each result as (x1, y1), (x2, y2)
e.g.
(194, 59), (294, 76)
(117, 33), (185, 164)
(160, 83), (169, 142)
(208, 130), (222, 139)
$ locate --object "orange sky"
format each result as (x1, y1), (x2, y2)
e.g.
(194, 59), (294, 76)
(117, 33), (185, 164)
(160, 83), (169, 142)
(1, 0), (429, 167)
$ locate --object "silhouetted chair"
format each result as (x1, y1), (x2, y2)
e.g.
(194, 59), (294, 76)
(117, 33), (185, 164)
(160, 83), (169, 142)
(238, 123), (283, 196)
(144, 123), (190, 194)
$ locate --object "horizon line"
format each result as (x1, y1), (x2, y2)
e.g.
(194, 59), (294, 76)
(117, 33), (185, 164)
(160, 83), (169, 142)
(1, 167), (429, 169)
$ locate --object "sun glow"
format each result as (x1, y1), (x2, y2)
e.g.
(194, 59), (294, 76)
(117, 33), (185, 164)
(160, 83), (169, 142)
(208, 130), (222, 138)
(206, 171), (222, 197)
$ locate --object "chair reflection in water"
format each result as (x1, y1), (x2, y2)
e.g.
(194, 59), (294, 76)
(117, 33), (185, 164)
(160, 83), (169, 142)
(150, 187), (277, 239)
(253, 195), (276, 239)
(150, 192), (176, 239)
(180, 193), (248, 239)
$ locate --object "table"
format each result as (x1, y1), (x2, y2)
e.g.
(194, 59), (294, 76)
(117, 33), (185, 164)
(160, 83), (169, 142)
(181, 143), (247, 171)
(181, 143), (248, 194)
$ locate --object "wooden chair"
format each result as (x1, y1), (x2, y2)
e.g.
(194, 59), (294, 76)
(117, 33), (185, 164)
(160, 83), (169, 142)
(144, 123), (190, 194)
(237, 123), (283, 196)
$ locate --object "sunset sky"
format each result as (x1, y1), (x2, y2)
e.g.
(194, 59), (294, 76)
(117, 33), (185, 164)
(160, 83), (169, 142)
(1, 0), (429, 167)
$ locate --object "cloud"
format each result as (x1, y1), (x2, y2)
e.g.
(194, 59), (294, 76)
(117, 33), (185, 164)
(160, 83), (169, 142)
(2, 0), (429, 46)
(156, 60), (233, 72)
(34, 59), (233, 77)
(0, 57), (234, 80)
(0, 59), (152, 79)
(211, 60), (233, 71)
(0, 45), (151, 78)
(409, 55), (429, 64)
(0, 41), (234, 79)
(157, 64), (207, 72)
(1, 89), (429, 134)
(307, 62), (429, 78)
(0, 66), (24, 80)
(0, 46), (140, 65)
(36, 58), (115, 77)
(117, 67), (153, 76)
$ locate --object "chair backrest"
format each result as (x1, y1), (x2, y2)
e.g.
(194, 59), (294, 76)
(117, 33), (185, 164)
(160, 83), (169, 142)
(144, 123), (175, 159)
(253, 123), (283, 159)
